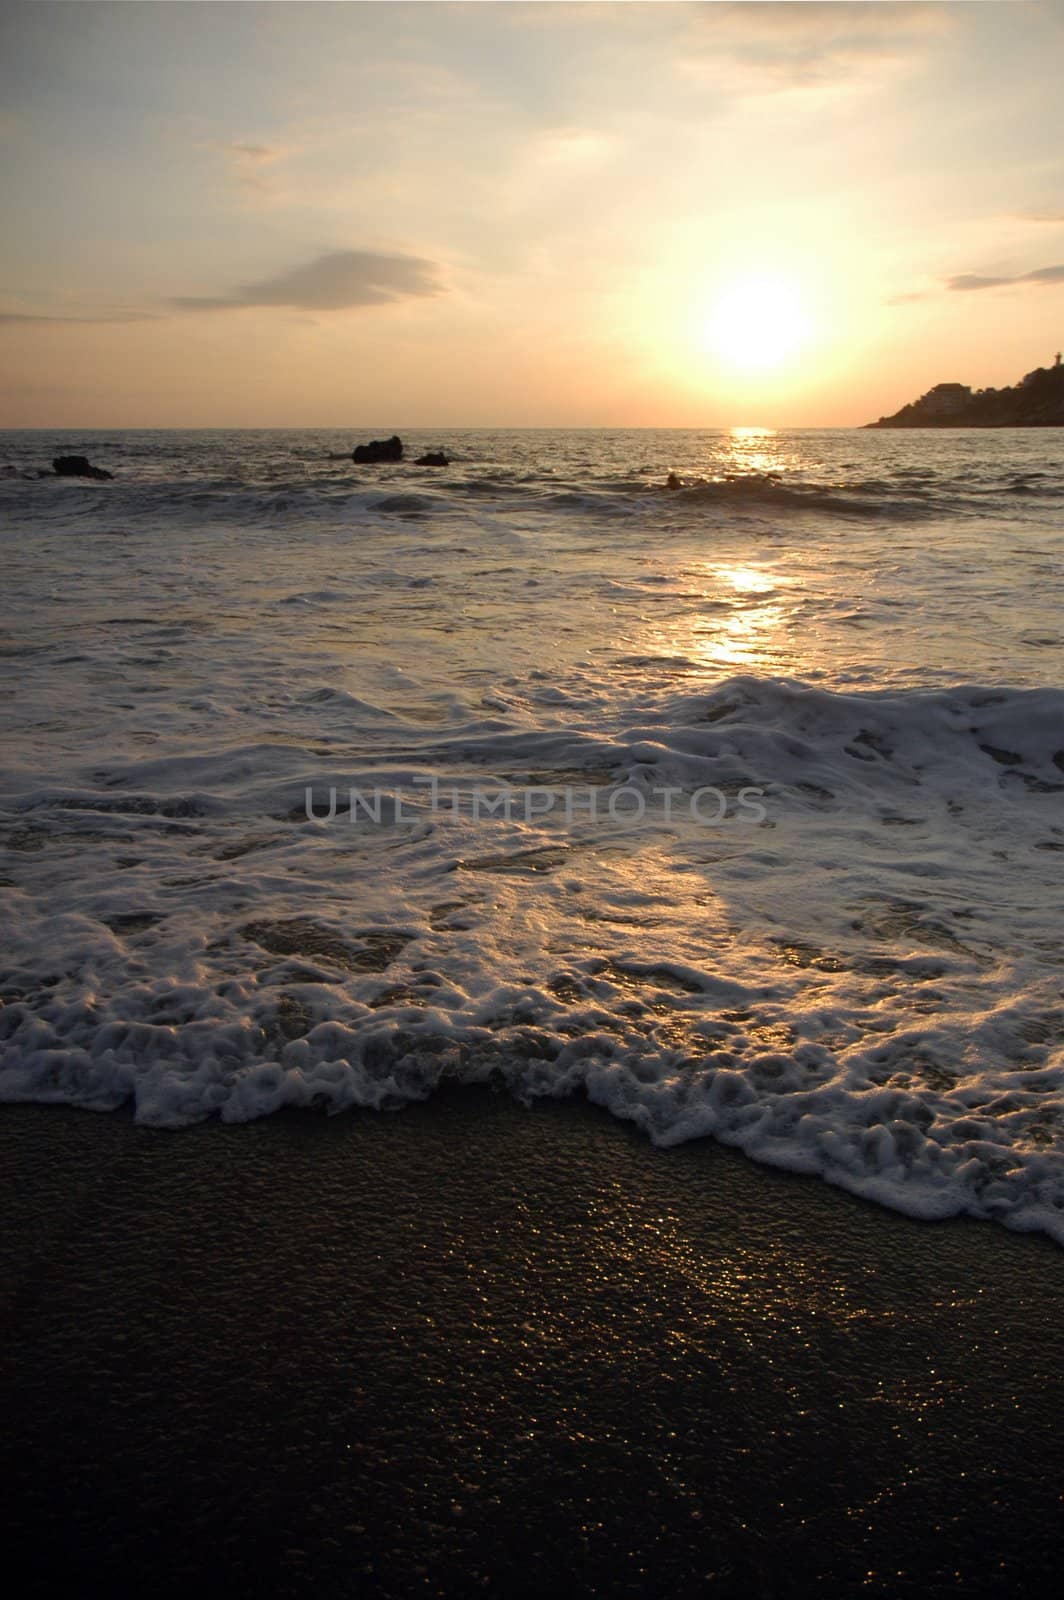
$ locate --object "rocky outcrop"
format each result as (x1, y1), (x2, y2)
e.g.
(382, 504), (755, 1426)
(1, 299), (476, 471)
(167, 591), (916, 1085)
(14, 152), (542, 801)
(867, 359), (1064, 427)
(414, 451), (449, 467)
(52, 455), (114, 480)
(352, 436), (403, 463)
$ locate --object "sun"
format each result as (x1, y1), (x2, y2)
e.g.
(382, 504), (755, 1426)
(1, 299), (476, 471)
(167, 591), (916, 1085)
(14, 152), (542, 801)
(705, 276), (811, 374)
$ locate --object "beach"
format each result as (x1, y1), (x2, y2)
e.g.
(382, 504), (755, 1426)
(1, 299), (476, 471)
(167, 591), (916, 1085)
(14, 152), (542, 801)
(3, 424), (1064, 1594)
(3, 1091), (1062, 1597)
(7, 4), (1064, 1593)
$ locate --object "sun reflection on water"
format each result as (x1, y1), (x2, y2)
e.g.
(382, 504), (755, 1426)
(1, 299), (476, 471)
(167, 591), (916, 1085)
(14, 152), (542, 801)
(628, 430), (838, 676)
(640, 557), (795, 673)
(718, 426), (796, 481)
(698, 561), (792, 670)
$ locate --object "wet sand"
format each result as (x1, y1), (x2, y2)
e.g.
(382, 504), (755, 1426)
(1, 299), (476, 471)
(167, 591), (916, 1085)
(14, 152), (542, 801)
(2, 1089), (1062, 1597)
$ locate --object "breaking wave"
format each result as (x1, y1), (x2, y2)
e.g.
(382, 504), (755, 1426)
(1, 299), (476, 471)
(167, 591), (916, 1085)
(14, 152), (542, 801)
(3, 425), (1064, 1242)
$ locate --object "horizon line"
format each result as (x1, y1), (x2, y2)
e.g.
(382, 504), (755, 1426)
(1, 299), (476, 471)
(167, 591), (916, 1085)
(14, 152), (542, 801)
(1, 421), (859, 433)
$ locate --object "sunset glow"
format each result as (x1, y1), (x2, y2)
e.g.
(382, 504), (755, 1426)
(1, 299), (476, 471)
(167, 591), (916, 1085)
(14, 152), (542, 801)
(4, 10), (1064, 1594)
(1, 2), (1063, 426)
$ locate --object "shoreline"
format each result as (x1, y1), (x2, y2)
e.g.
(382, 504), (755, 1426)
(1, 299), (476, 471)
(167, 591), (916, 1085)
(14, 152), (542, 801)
(3, 1089), (1063, 1597)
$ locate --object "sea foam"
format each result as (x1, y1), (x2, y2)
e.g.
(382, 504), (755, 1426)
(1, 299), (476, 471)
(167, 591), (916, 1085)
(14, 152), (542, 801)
(2, 426), (1063, 1240)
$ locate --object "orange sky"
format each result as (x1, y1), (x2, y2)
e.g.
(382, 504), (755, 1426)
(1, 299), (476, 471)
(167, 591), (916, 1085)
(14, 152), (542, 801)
(2, 1), (1064, 428)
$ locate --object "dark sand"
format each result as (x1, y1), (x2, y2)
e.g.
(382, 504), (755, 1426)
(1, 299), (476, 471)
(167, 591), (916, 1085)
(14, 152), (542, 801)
(2, 1090), (1062, 1598)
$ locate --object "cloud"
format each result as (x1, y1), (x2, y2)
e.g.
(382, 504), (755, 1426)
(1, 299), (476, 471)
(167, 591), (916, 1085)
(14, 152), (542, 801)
(678, 2), (952, 95)
(947, 274), (1010, 292)
(0, 311), (160, 325)
(947, 264), (1064, 292)
(172, 249), (444, 312)
(207, 138), (293, 197)
(229, 143), (274, 162)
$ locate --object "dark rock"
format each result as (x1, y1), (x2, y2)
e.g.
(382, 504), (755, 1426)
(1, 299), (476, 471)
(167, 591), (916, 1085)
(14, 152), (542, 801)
(414, 451), (450, 467)
(53, 455), (114, 480)
(352, 435), (403, 463)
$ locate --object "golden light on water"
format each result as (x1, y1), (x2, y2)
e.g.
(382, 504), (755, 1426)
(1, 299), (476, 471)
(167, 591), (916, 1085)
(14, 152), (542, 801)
(638, 558), (793, 674)
(634, 427), (814, 671)
(723, 426), (788, 476)
(716, 563), (778, 597)
(704, 562), (789, 668)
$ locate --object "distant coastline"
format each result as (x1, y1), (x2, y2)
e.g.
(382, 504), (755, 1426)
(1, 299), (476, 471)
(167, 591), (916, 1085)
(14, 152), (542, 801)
(867, 355), (1064, 427)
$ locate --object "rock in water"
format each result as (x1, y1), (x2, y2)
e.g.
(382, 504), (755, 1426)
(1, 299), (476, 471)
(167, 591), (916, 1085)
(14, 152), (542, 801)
(352, 436), (403, 463)
(414, 451), (449, 467)
(53, 455), (114, 481)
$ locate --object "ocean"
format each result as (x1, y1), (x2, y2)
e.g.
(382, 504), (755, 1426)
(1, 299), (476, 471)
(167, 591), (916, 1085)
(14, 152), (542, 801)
(2, 426), (1063, 1240)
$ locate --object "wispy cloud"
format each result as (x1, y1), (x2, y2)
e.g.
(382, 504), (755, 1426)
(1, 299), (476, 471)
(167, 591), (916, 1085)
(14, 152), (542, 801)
(947, 264), (1064, 291)
(172, 249), (444, 312)
(0, 311), (160, 325)
(206, 138), (293, 197)
(677, 1), (952, 95)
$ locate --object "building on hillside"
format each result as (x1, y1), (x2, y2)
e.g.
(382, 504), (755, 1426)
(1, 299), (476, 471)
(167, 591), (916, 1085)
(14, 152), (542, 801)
(919, 382), (972, 415)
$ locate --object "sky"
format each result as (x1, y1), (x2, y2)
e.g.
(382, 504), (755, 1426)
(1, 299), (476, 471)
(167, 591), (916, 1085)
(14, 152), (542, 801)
(1, 0), (1063, 428)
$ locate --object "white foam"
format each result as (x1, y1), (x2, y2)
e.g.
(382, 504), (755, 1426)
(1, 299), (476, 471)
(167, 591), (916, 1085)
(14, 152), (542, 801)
(3, 425), (1064, 1241)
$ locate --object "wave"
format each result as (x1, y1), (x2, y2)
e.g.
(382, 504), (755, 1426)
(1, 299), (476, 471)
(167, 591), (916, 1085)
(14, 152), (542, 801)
(4, 673), (1063, 824)
(654, 473), (1014, 521)
(5, 459), (1060, 531)
(4, 424), (1064, 1241)
(2, 935), (1063, 1242)
(3, 674), (1064, 1242)
(624, 675), (1064, 797)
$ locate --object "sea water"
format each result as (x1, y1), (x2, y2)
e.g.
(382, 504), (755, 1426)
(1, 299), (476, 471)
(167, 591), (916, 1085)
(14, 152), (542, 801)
(2, 426), (1063, 1239)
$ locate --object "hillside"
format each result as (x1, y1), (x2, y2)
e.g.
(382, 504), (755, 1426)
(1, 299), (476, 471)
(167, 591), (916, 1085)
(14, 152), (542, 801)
(867, 358), (1064, 427)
